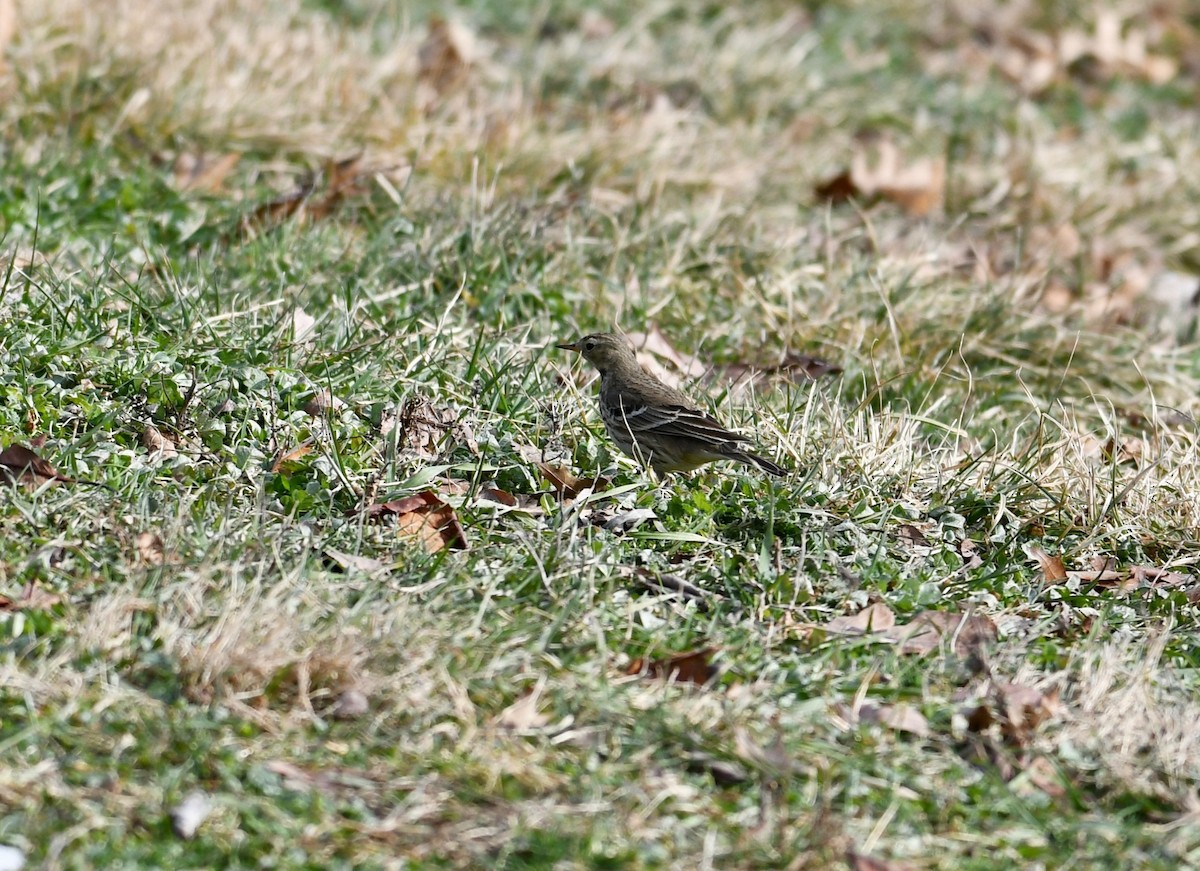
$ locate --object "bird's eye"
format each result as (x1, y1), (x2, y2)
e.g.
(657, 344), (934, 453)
(584, 340), (596, 351)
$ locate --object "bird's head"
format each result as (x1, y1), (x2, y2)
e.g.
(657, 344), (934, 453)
(555, 332), (636, 375)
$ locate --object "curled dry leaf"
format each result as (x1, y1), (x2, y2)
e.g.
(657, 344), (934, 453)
(964, 680), (1061, 747)
(239, 155), (367, 237)
(271, 441), (313, 473)
(857, 703), (931, 738)
(355, 491), (467, 553)
(634, 567), (714, 611)
(134, 531), (170, 567)
(0, 582), (63, 612)
(538, 462), (610, 500)
(847, 851), (917, 871)
(882, 611), (998, 658)
(1029, 546), (1068, 582)
(172, 152), (241, 192)
(393, 395), (479, 459)
(330, 689), (370, 720)
(824, 602), (896, 635)
(626, 325), (708, 388)
(142, 425), (178, 459)
(0, 443), (98, 488)
(321, 548), (391, 575)
(496, 684), (551, 732)
(418, 16), (475, 97)
(626, 646), (717, 686)
(816, 140), (944, 217)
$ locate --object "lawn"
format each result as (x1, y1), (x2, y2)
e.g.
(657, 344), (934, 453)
(3, 0), (1200, 868)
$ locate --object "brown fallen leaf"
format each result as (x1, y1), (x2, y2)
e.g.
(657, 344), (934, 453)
(321, 548), (392, 575)
(271, 441), (314, 473)
(824, 602), (896, 635)
(841, 702), (931, 738)
(964, 680), (1061, 747)
(882, 611), (998, 658)
(860, 703), (930, 737)
(634, 567), (715, 611)
(626, 325), (708, 389)
(419, 16), (475, 97)
(0, 443), (81, 488)
(134, 531), (171, 567)
(0, 0), (15, 74)
(495, 683), (551, 731)
(1029, 547), (1068, 582)
(0, 582), (63, 612)
(390, 395), (479, 459)
(172, 152), (241, 192)
(354, 491), (467, 553)
(813, 169), (858, 205)
(626, 646), (717, 686)
(816, 141), (944, 217)
(142, 425), (178, 460)
(239, 155), (367, 236)
(847, 850), (917, 871)
(538, 462), (610, 500)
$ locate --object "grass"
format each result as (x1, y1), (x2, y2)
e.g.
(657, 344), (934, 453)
(3, 0), (1200, 868)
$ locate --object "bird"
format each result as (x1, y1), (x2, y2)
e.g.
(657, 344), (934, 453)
(555, 332), (786, 477)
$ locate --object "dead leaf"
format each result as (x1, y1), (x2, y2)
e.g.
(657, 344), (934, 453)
(634, 568), (714, 611)
(538, 462), (610, 500)
(418, 16), (475, 97)
(959, 538), (983, 569)
(134, 531), (169, 567)
(330, 689), (370, 720)
(880, 610), (997, 657)
(626, 647), (716, 686)
(824, 602), (896, 635)
(847, 850), (916, 871)
(897, 524), (930, 547)
(142, 425), (178, 459)
(602, 507), (657, 533)
(813, 169), (859, 205)
(1029, 547), (1068, 582)
(172, 152), (241, 192)
(626, 325), (708, 387)
(0, 0), (16, 73)
(0, 582), (63, 612)
(816, 141), (943, 217)
(393, 395), (478, 459)
(965, 680), (1061, 747)
(496, 683), (551, 731)
(239, 155), (367, 236)
(1130, 566), (1191, 587)
(321, 548), (391, 575)
(850, 702), (931, 738)
(0, 443), (78, 487)
(733, 725), (798, 780)
(721, 352), (843, 390)
(271, 442), (313, 473)
(355, 491), (467, 553)
(1061, 11), (1177, 85)
(683, 753), (748, 786)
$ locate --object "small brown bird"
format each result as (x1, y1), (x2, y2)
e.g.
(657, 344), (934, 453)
(556, 332), (786, 476)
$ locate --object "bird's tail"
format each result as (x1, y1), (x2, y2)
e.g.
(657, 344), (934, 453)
(731, 449), (787, 477)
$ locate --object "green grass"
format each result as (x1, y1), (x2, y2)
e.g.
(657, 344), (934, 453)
(3, 0), (1200, 868)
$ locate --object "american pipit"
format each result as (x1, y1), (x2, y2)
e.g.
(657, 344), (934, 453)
(556, 332), (786, 477)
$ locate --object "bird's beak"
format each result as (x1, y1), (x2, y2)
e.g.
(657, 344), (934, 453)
(555, 340), (580, 352)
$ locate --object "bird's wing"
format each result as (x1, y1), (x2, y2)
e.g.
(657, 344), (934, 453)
(611, 399), (750, 444)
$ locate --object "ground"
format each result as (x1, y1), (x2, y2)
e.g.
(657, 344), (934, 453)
(2, 0), (1200, 868)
